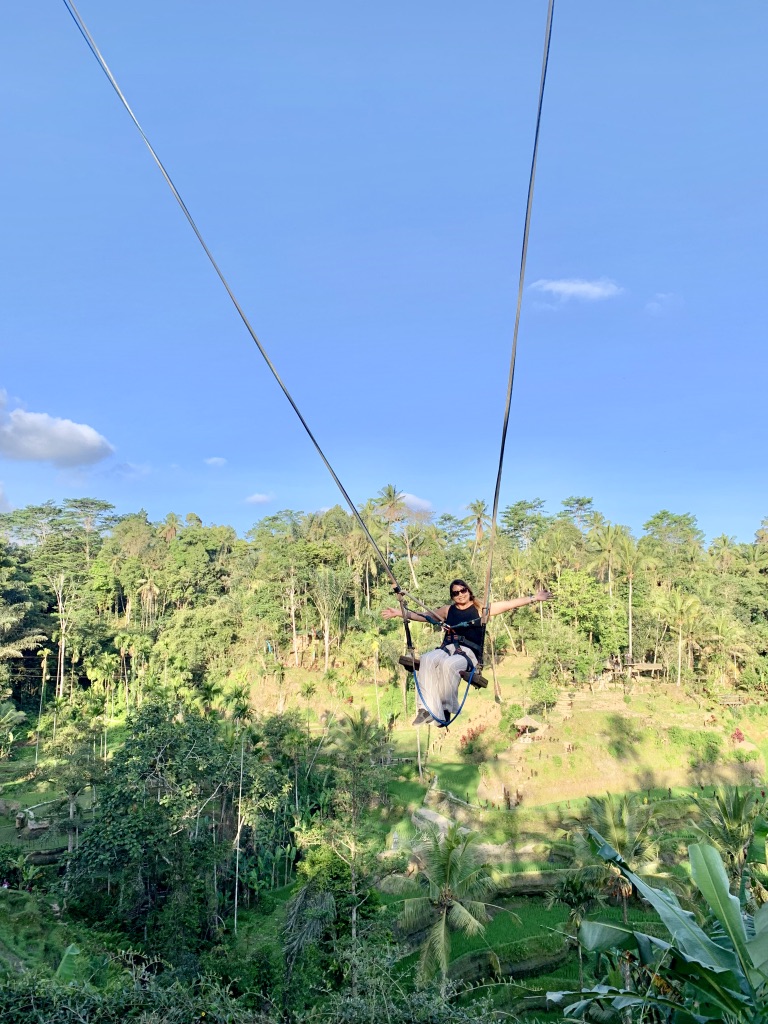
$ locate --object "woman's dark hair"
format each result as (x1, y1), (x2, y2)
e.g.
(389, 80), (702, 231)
(449, 579), (482, 611)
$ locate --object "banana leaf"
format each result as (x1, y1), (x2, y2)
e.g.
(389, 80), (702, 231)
(55, 943), (81, 981)
(689, 842), (768, 990)
(547, 984), (710, 1024)
(579, 920), (748, 1018)
(587, 826), (740, 975)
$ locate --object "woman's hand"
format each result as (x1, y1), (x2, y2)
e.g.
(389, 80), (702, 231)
(381, 607), (401, 619)
(533, 588), (554, 603)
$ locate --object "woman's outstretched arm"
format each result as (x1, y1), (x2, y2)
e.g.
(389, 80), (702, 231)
(381, 604), (450, 622)
(488, 588), (552, 617)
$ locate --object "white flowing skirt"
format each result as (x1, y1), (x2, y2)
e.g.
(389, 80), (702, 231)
(415, 643), (478, 718)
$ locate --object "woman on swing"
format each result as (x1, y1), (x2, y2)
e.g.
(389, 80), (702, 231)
(382, 579), (552, 726)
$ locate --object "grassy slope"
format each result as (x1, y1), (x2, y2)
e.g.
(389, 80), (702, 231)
(3, 656), (768, 996)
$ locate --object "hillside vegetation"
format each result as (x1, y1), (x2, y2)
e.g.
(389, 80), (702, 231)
(2, 492), (768, 1021)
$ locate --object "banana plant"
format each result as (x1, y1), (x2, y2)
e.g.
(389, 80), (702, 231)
(548, 826), (768, 1023)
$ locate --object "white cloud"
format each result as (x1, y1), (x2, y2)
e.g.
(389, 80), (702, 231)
(0, 392), (114, 467)
(402, 492), (432, 513)
(204, 456), (227, 467)
(529, 278), (623, 302)
(645, 292), (682, 316)
(245, 492), (274, 505)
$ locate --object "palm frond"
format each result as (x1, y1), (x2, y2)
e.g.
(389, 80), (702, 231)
(399, 896), (434, 934)
(448, 899), (488, 935)
(418, 914), (449, 985)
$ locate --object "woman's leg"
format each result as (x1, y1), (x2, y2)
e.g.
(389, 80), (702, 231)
(435, 645), (478, 717)
(413, 648), (449, 720)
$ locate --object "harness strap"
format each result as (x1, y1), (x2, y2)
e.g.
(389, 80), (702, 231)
(442, 636), (483, 659)
(412, 660), (474, 729)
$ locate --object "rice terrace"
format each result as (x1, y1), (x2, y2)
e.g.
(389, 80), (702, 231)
(2, 2), (767, 1023)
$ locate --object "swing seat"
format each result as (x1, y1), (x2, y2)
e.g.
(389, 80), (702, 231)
(400, 653), (488, 689)
(399, 654), (420, 671)
(462, 669), (489, 689)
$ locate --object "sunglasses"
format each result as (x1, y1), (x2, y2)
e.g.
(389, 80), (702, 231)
(451, 586), (468, 597)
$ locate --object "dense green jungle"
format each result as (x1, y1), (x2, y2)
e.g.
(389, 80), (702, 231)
(3, 491), (768, 1023)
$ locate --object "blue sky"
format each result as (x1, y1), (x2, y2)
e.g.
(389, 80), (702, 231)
(1, 1), (766, 542)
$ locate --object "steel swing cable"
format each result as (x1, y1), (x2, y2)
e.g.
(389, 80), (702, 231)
(60, 0), (442, 620)
(480, 0), (556, 627)
(398, 1), (558, 677)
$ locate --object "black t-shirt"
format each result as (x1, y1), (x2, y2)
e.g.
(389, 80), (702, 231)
(445, 603), (484, 653)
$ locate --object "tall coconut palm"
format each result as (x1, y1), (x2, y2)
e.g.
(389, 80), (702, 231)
(224, 683), (252, 725)
(355, 501), (385, 609)
(399, 825), (500, 996)
(614, 534), (653, 665)
(137, 575), (160, 630)
(709, 534), (738, 574)
(397, 513), (427, 590)
(539, 522), (580, 583)
(196, 679), (223, 718)
(158, 512), (181, 544)
(703, 611), (748, 684)
(373, 485), (405, 563)
(660, 590), (703, 686)
(739, 543), (768, 577)
(309, 567), (351, 672)
(503, 547), (535, 597)
(465, 499), (490, 566)
(587, 523), (626, 604)
(344, 529), (370, 617)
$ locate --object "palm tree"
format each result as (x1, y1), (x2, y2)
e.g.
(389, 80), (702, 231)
(691, 786), (765, 887)
(709, 534), (738, 574)
(300, 681), (316, 738)
(354, 501), (384, 610)
(158, 512), (181, 543)
(332, 707), (387, 763)
(0, 604), (45, 663)
(399, 516), (427, 590)
(373, 485), (405, 563)
(545, 874), (606, 989)
(465, 499), (490, 566)
(344, 529), (369, 618)
(196, 679), (223, 718)
(399, 825), (499, 996)
(309, 567), (351, 672)
(0, 692), (26, 760)
(587, 523), (626, 604)
(137, 575), (160, 630)
(283, 881), (337, 995)
(503, 547), (535, 598)
(564, 793), (669, 921)
(739, 542), (768, 577)
(703, 611), (747, 684)
(567, 794), (659, 869)
(539, 522), (580, 583)
(660, 590), (703, 686)
(614, 534), (653, 665)
(224, 683), (252, 725)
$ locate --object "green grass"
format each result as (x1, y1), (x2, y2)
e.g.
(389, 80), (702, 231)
(388, 779), (426, 807)
(449, 897), (567, 961)
(431, 761), (482, 799)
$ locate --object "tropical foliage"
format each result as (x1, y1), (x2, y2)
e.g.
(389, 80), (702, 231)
(550, 828), (768, 1023)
